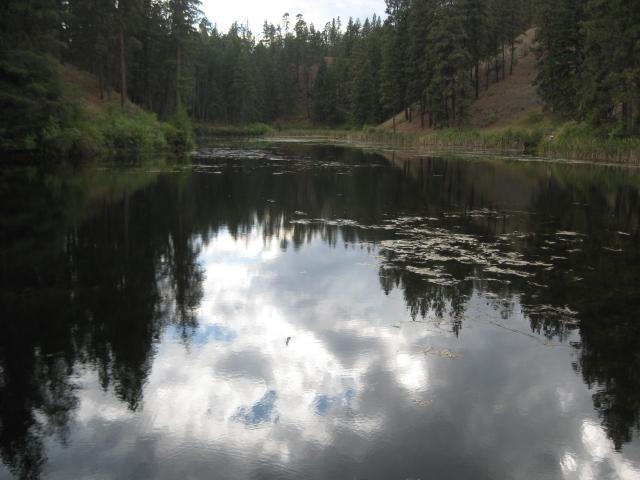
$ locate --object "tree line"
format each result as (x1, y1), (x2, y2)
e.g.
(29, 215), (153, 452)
(535, 0), (640, 135)
(1, 0), (638, 139)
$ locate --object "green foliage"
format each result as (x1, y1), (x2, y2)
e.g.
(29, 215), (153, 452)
(312, 61), (343, 125)
(41, 120), (102, 159)
(540, 121), (640, 163)
(2, 0), (639, 162)
(579, 0), (640, 134)
(380, 22), (407, 120)
(41, 103), (172, 160)
(425, 1), (472, 127)
(405, 0), (433, 113)
(0, 50), (76, 151)
(194, 123), (273, 137)
(268, 125), (545, 152)
(1, 0), (65, 55)
(98, 106), (167, 161)
(535, 0), (640, 135)
(37, 100), (189, 161)
(167, 106), (195, 154)
(534, 0), (584, 117)
(521, 110), (545, 126)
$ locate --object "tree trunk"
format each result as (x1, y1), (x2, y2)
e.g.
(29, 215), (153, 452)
(501, 44), (506, 81)
(119, 24), (128, 108)
(486, 62), (490, 89)
(510, 41), (516, 75)
(420, 97), (425, 129)
(475, 62), (480, 99)
(304, 67), (310, 120)
(635, 79), (640, 130)
(392, 113), (396, 133)
(452, 93), (456, 124)
(444, 98), (450, 128)
(622, 101), (631, 134)
(98, 62), (104, 101)
(176, 41), (182, 112)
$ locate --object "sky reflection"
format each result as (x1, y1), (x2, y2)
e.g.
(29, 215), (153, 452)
(31, 225), (639, 480)
(2, 144), (640, 479)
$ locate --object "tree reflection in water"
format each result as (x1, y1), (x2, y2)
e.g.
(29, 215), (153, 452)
(0, 144), (638, 478)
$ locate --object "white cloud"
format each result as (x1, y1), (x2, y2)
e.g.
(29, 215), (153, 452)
(201, 0), (387, 34)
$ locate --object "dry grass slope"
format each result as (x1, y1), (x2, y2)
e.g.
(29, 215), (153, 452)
(61, 64), (123, 114)
(380, 29), (542, 132)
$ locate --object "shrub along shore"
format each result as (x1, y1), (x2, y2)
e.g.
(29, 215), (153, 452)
(39, 104), (194, 161)
(0, 59), (193, 162)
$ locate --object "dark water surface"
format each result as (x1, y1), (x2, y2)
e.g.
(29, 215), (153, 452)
(1, 142), (640, 480)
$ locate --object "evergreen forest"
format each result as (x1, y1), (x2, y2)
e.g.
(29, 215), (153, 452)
(1, 0), (639, 155)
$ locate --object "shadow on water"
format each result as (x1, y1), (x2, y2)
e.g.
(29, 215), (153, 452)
(0, 143), (639, 478)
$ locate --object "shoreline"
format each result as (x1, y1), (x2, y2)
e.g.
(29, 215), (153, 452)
(261, 128), (640, 165)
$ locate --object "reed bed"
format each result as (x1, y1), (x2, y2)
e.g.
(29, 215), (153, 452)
(268, 124), (640, 164)
(195, 123), (273, 137)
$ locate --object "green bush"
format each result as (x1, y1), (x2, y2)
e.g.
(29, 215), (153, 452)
(522, 111), (544, 126)
(165, 106), (195, 155)
(41, 120), (102, 158)
(98, 106), (166, 161)
(539, 121), (640, 163)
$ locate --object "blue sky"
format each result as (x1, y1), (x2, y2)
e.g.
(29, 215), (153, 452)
(201, 0), (387, 34)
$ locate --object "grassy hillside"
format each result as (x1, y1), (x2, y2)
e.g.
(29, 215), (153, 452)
(0, 57), (192, 161)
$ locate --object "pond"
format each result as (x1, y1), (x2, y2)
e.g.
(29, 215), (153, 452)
(1, 141), (639, 480)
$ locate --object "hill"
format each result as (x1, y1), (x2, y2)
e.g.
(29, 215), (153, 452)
(380, 29), (543, 132)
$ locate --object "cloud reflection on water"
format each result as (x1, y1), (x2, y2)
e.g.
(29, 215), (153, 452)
(44, 225), (639, 480)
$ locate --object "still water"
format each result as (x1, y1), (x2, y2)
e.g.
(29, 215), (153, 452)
(1, 142), (640, 480)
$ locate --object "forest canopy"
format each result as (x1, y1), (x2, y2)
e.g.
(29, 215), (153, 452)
(1, 0), (639, 152)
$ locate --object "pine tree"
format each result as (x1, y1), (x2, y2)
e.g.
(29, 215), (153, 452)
(0, 0), (73, 150)
(351, 42), (377, 124)
(579, 0), (640, 133)
(169, 0), (202, 113)
(312, 60), (341, 125)
(461, 0), (488, 99)
(426, 0), (472, 127)
(380, 0), (410, 130)
(406, 0), (434, 127)
(534, 0), (584, 117)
